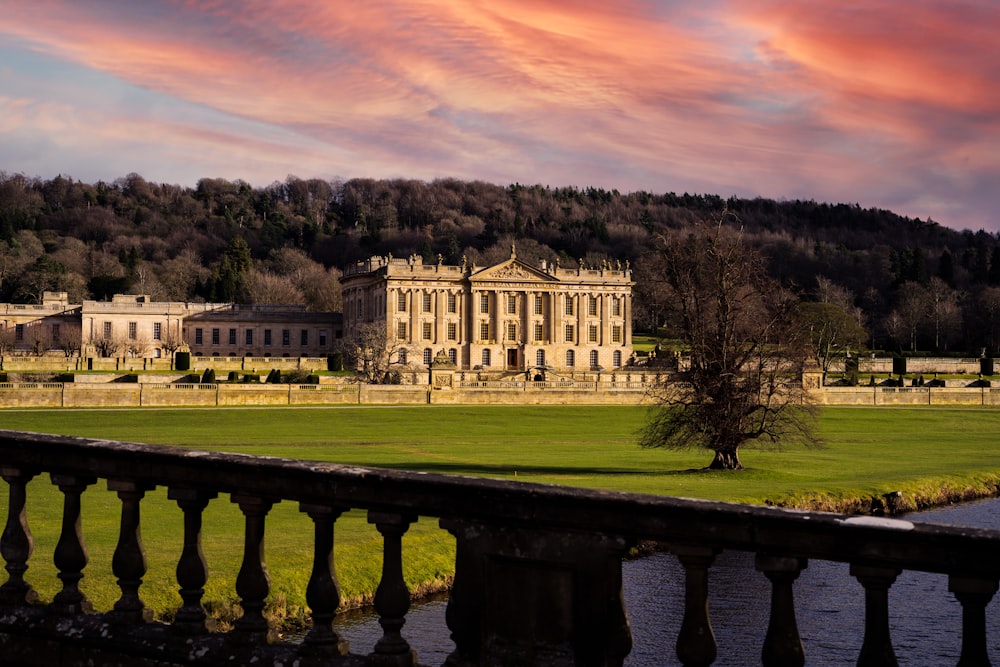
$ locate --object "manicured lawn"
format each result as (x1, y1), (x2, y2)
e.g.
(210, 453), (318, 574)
(3, 405), (1000, 627)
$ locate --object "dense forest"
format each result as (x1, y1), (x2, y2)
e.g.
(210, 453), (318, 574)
(2, 171), (999, 355)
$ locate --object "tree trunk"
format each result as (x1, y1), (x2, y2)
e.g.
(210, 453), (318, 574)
(707, 449), (743, 470)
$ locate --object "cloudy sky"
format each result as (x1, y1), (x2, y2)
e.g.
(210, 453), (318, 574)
(1, 1), (997, 231)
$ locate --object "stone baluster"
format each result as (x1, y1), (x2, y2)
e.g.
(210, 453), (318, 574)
(0, 466), (38, 606)
(50, 473), (96, 615)
(299, 503), (350, 656)
(367, 511), (418, 667)
(948, 575), (998, 667)
(440, 518), (479, 666)
(108, 479), (154, 624)
(168, 487), (217, 634)
(850, 564), (900, 667)
(756, 554), (807, 667)
(673, 545), (718, 667)
(231, 494), (278, 644)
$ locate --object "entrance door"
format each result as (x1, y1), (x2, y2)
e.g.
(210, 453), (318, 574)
(507, 349), (518, 369)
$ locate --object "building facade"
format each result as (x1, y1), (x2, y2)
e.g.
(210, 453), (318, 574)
(340, 249), (633, 374)
(1, 293), (341, 360)
(183, 305), (341, 358)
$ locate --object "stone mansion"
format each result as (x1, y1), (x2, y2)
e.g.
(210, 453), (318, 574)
(0, 250), (633, 373)
(340, 248), (634, 373)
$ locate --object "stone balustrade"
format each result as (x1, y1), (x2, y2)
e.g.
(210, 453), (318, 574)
(1, 430), (1000, 666)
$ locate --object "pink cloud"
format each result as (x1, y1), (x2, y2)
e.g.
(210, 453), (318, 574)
(0, 1), (997, 230)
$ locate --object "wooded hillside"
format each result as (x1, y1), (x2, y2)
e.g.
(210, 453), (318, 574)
(2, 171), (998, 355)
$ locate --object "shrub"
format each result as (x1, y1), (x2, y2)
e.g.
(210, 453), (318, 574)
(175, 351), (191, 371)
(227, 371), (239, 382)
(201, 368), (216, 384)
(328, 353), (343, 372)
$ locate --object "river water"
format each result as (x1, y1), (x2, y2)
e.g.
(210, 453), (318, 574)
(332, 498), (1000, 666)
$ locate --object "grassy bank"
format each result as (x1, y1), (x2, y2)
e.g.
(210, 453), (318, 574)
(2, 405), (1000, 629)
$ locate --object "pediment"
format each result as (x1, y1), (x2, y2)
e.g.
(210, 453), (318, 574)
(470, 258), (557, 283)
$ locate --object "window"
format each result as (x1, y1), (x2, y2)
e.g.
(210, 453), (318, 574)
(51, 324), (60, 341)
(590, 350), (599, 368)
(246, 329), (253, 345)
(507, 294), (517, 314)
(613, 350), (623, 368)
(612, 296), (622, 317)
(301, 330), (308, 346)
(195, 328), (203, 345)
(422, 292), (431, 312)
(399, 348), (407, 364)
(397, 292), (407, 312)
(565, 298), (574, 316)
(535, 349), (545, 366)
(566, 350), (575, 367)
(480, 293), (489, 314)
(533, 295), (543, 315)
(612, 325), (622, 343)
(447, 293), (457, 313)
(319, 330), (327, 346)
(282, 329), (290, 346)
(482, 349), (491, 367)
(15, 324), (24, 341)
(479, 322), (489, 341)
(564, 324), (574, 342)
(588, 325), (598, 343)
(448, 348), (457, 365)
(533, 323), (543, 341)
(447, 322), (457, 340)
(356, 299), (363, 317)
(589, 296), (598, 316)
(264, 329), (272, 346)
(423, 348), (432, 366)
(507, 322), (517, 341)
(422, 322), (432, 340)
(153, 322), (162, 340)
(102, 322), (112, 338)
(229, 328), (237, 345)
(126, 322), (136, 340)
(211, 328), (220, 345)
(397, 322), (407, 339)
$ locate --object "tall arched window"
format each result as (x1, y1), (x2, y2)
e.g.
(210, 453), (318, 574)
(423, 348), (432, 366)
(482, 349), (491, 367)
(536, 349), (545, 366)
(613, 350), (622, 368)
(565, 350), (575, 367)
(398, 349), (407, 364)
(589, 350), (599, 368)
(448, 348), (457, 365)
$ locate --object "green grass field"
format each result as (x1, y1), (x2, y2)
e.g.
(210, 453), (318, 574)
(2, 405), (1000, 628)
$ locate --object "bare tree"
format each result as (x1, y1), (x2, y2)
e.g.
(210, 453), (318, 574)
(160, 327), (185, 369)
(638, 212), (818, 470)
(25, 324), (52, 356)
(93, 333), (124, 358)
(337, 321), (408, 384)
(796, 302), (868, 382)
(55, 323), (82, 358)
(0, 326), (15, 356)
(124, 334), (151, 359)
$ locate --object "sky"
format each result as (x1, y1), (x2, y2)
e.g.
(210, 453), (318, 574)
(1, 1), (997, 232)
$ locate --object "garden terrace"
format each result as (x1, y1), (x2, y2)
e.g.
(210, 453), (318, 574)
(0, 430), (998, 666)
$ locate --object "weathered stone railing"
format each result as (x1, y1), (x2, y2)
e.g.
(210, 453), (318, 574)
(1, 430), (999, 666)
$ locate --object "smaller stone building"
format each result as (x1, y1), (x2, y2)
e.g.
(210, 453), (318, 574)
(183, 305), (341, 358)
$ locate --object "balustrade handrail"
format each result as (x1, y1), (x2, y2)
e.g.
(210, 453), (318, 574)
(1, 429), (999, 665)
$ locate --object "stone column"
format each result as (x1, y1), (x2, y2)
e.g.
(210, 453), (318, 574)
(408, 289), (418, 345)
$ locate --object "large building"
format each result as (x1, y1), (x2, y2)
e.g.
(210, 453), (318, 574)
(340, 248), (634, 374)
